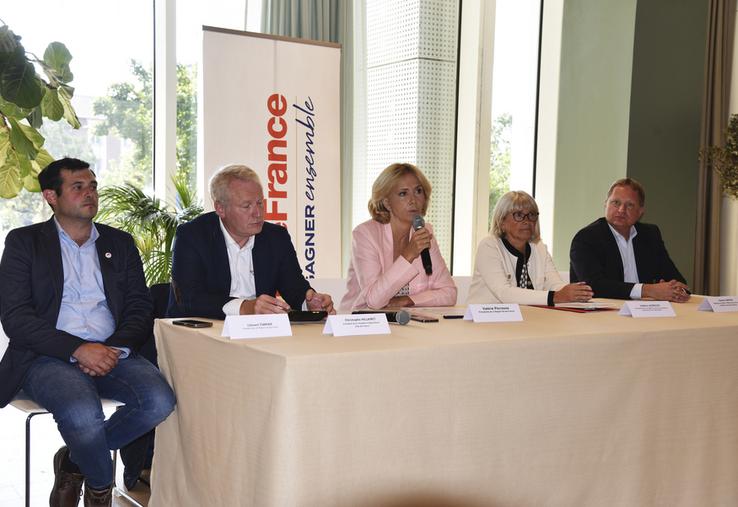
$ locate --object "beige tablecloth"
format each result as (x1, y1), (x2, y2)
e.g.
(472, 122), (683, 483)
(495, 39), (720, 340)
(150, 298), (738, 506)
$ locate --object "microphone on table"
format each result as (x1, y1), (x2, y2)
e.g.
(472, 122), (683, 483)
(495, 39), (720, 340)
(413, 215), (433, 275)
(352, 310), (411, 325)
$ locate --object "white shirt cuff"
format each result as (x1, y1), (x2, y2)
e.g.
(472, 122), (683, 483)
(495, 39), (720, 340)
(223, 298), (246, 316)
(630, 283), (643, 300)
(113, 347), (130, 359)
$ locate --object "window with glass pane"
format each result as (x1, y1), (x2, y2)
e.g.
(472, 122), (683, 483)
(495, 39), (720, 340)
(0, 1), (153, 254)
(176, 0), (255, 193)
(488, 0), (542, 224)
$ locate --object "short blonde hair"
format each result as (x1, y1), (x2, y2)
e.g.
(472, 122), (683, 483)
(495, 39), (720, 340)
(209, 164), (261, 205)
(490, 190), (541, 241)
(368, 163), (432, 224)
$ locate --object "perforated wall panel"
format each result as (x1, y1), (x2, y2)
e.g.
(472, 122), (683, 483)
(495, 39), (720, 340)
(360, 0), (460, 262)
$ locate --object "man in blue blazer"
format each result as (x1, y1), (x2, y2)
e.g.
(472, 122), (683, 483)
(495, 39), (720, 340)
(168, 164), (334, 319)
(0, 158), (175, 506)
(569, 178), (689, 301)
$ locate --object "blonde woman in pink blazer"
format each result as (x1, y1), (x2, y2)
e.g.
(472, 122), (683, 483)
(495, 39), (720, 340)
(340, 163), (457, 312)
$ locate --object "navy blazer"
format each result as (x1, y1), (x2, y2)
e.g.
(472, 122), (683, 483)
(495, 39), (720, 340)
(569, 217), (686, 299)
(0, 218), (153, 407)
(167, 212), (310, 319)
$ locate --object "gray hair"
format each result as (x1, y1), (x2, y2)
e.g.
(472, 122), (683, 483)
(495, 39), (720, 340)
(209, 164), (261, 205)
(490, 190), (541, 241)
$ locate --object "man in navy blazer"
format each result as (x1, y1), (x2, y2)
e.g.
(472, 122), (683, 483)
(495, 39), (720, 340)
(0, 158), (175, 506)
(569, 177), (689, 301)
(168, 164), (334, 319)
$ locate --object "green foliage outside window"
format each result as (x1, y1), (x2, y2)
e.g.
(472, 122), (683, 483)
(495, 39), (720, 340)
(92, 61), (198, 189)
(489, 113), (512, 226)
(1, 34), (201, 282)
(92, 60), (201, 284)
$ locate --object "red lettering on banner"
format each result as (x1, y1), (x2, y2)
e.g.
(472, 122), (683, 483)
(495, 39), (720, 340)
(265, 94), (288, 226)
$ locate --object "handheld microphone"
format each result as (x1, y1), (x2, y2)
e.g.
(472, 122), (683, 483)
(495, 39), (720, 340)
(352, 310), (411, 325)
(412, 215), (433, 275)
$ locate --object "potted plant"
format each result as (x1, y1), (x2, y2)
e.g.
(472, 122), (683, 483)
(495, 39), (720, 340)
(0, 22), (80, 198)
(701, 113), (738, 199)
(96, 172), (203, 285)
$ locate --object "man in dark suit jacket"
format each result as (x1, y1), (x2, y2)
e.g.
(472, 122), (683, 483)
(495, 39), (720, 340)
(168, 164), (334, 319)
(569, 177), (689, 301)
(0, 158), (175, 507)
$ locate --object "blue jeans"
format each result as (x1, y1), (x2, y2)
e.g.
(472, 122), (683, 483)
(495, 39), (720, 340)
(22, 355), (176, 489)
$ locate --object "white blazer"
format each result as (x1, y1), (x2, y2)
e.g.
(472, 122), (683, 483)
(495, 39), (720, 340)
(467, 236), (566, 305)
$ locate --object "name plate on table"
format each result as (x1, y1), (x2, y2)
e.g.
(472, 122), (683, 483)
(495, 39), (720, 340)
(699, 296), (738, 313)
(323, 314), (391, 337)
(464, 304), (523, 322)
(222, 314), (292, 339)
(619, 301), (675, 318)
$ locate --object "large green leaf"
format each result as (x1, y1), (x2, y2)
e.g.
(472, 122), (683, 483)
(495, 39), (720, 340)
(23, 171), (41, 192)
(0, 46), (45, 109)
(0, 153), (23, 198)
(7, 117), (38, 159)
(57, 85), (80, 128)
(0, 93), (32, 119)
(0, 126), (10, 164)
(27, 105), (43, 128)
(40, 87), (63, 121)
(17, 149), (33, 178)
(18, 118), (46, 150)
(32, 147), (54, 171)
(43, 42), (73, 83)
(0, 26), (19, 54)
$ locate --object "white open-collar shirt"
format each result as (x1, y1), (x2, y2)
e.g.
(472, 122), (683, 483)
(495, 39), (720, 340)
(607, 223), (643, 299)
(219, 218), (256, 316)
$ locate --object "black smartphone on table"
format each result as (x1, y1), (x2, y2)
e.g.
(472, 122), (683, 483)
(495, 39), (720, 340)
(172, 319), (213, 328)
(288, 310), (328, 322)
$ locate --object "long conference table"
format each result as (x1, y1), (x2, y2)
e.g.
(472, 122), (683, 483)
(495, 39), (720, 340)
(150, 298), (738, 506)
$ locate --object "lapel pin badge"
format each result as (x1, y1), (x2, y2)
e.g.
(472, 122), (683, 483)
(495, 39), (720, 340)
(105, 252), (112, 259)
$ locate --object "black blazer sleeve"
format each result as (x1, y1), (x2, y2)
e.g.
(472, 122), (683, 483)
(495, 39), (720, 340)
(168, 215), (311, 319)
(252, 223), (311, 310)
(0, 227), (86, 361)
(168, 216), (234, 319)
(632, 223), (687, 286)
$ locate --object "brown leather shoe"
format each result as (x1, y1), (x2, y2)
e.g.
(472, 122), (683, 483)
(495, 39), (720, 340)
(83, 483), (112, 507)
(49, 446), (84, 507)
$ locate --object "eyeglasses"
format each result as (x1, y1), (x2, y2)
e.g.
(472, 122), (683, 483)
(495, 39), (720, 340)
(510, 211), (539, 222)
(607, 199), (639, 211)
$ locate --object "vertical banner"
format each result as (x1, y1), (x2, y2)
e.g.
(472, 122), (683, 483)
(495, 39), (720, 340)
(201, 27), (341, 279)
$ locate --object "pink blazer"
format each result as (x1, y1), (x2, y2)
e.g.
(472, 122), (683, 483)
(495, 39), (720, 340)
(340, 219), (457, 312)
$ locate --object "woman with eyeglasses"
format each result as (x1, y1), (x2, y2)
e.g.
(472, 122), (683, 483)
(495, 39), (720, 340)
(467, 190), (593, 305)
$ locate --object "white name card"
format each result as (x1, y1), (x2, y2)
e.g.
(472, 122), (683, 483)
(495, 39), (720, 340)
(619, 301), (675, 318)
(222, 314), (292, 339)
(464, 304), (523, 323)
(698, 296), (738, 313)
(323, 314), (391, 337)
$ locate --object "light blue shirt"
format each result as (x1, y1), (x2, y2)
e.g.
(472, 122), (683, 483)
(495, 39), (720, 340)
(54, 219), (128, 358)
(607, 223), (643, 299)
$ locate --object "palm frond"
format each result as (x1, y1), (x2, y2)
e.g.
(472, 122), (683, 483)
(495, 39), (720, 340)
(97, 177), (203, 285)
